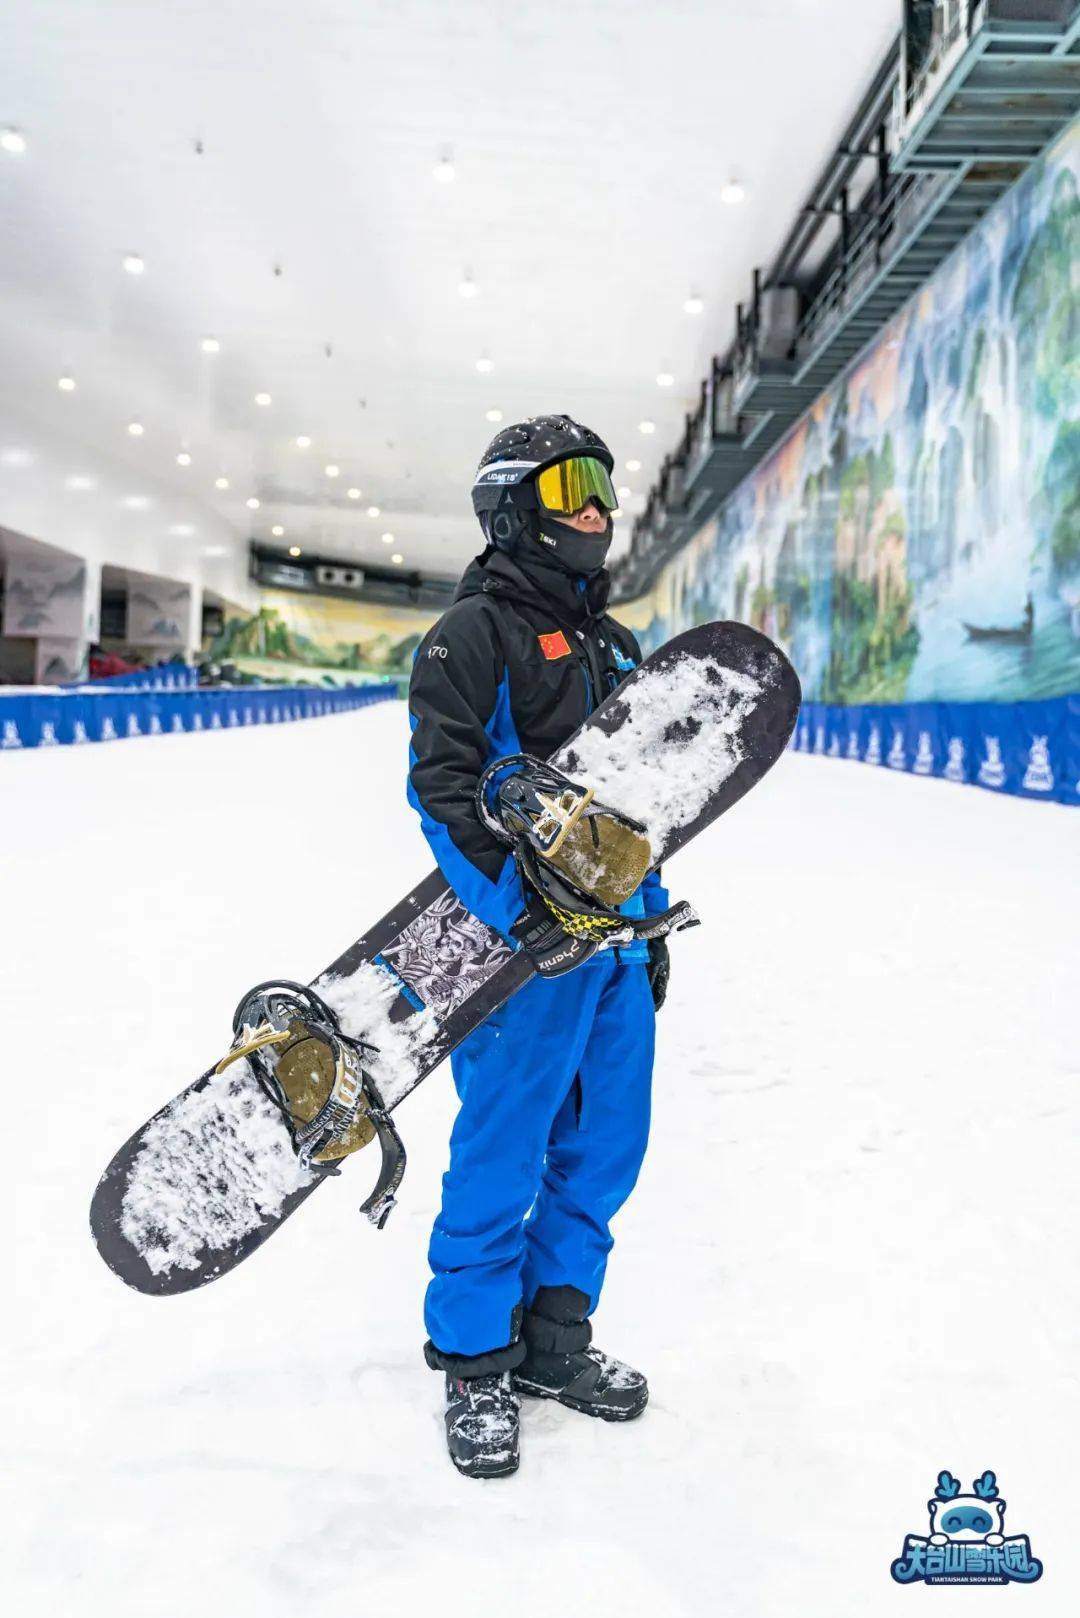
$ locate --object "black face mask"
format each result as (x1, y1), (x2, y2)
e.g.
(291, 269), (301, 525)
(533, 514), (613, 576)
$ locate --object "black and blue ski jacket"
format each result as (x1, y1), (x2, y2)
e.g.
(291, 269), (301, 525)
(407, 546), (668, 957)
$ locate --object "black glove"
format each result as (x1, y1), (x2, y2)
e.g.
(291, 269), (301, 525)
(646, 937), (670, 1012)
(511, 898), (598, 978)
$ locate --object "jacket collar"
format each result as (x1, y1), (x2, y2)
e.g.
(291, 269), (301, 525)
(455, 546), (611, 626)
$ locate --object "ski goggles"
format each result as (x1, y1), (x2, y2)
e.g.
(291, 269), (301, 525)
(534, 455), (618, 516)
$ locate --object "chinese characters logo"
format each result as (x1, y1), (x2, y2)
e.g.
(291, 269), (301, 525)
(891, 1471), (1042, 1585)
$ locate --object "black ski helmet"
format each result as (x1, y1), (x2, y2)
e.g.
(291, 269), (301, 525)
(471, 414), (615, 554)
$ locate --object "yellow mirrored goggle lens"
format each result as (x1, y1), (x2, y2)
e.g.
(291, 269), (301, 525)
(535, 456), (617, 515)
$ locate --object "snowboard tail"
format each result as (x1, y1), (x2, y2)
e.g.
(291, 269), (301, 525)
(90, 621), (800, 1295)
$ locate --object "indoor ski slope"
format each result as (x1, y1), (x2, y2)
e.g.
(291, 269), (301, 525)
(5, 699), (1078, 1617)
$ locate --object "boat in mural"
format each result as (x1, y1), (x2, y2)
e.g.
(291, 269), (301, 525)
(962, 596), (1034, 644)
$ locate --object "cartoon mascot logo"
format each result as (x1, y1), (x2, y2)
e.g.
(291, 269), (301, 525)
(891, 1471), (1042, 1584)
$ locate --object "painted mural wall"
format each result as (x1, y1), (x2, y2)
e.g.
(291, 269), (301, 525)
(211, 589), (437, 685)
(632, 116), (1080, 707)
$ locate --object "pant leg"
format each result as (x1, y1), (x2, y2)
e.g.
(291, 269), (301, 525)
(424, 960), (610, 1361)
(521, 959), (655, 1314)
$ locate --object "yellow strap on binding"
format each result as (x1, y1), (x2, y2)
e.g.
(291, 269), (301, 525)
(541, 894), (632, 942)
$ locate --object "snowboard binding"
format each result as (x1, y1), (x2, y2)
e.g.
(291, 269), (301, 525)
(477, 754), (698, 958)
(216, 980), (407, 1228)
(516, 841), (699, 949)
(476, 754), (652, 909)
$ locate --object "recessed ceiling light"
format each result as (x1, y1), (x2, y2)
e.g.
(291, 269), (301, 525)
(245, 496), (260, 510)
(433, 154), (455, 184)
(65, 474), (95, 490)
(288, 546), (302, 558)
(366, 505), (380, 517)
(485, 408), (503, 423)
(127, 421), (144, 437)
(57, 375), (76, 392)
(458, 275), (478, 298)
(215, 476), (230, 490)
(200, 336), (220, 354)
(625, 459), (641, 472)
(391, 553), (403, 565)
(1, 128), (27, 155)
(347, 487), (361, 500)
(169, 523), (195, 536)
(202, 545), (228, 558)
(475, 357), (494, 374)
(656, 372), (674, 388)
(381, 532), (394, 544)
(325, 463), (340, 477)
(295, 435), (311, 449)
(254, 392), (272, 407)
(271, 524), (284, 537)
(176, 451), (192, 466)
(1, 447), (33, 467)
(616, 485), (631, 499)
(683, 294), (705, 316)
(638, 420), (656, 435)
(720, 179), (745, 206)
(122, 495), (151, 510)
(122, 253), (145, 275)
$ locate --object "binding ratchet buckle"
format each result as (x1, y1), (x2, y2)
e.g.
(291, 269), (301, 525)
(215, 979), (407, 1229)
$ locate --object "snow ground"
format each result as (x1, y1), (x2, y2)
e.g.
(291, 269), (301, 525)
(5, 701), (1078, 1617)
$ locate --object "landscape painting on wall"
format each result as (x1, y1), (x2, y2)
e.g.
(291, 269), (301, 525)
(634, 116), (1080, 706)
(210, 591), (436, 685)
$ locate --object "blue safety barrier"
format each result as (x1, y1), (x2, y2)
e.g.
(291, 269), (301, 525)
(790, 694), (1079, 807)
(0, 682), (398, 750)
(64, 665), (199, 691)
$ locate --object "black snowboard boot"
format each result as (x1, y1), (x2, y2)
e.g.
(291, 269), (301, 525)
(443, 1371), (520, 1478)
(512, 1287), (648, 1422)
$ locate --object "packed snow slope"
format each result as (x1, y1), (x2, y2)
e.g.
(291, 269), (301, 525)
(5, 701), (1078, 1617)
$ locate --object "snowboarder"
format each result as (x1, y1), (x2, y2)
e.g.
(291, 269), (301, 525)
(408, 416), (670, 1477)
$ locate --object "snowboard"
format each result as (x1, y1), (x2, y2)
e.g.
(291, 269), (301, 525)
(91, 621), (800, 1295)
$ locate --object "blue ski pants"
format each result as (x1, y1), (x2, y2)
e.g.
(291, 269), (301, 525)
(425, 951), (655, 1359)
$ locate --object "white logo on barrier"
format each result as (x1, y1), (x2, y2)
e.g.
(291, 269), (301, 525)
(913, 731), (934, 774)
(814, 724), (825, 754)
(72, 720), (88, 745)
(228, 709), (239, 727)
(271, 705), (281, 723)
(2, 720), (23, 748)
(39, 721), (59, 746)
(866, 725), (882, 765)
(101, 717), (118, 741)
(243, 708), (253, 725)
(944, 737), (965, 782)
(126, 714), (141, 737)
(1022, 736), (1054, 793)
(846, 730), (860, 759)
(828, 733), (840, 757)
(978, 737), (1006, 788)
(887, 728), (906, 770)
(191, 712), (204, 731)
(149, 714), (162, 735)
(172, 714), (185, 733)
(210, 711), (222, 729)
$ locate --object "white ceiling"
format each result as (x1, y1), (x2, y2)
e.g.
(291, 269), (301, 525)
(0, 0), (898, 582)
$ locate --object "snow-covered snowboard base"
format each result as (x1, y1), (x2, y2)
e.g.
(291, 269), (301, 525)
(90, 622), (800, 1295)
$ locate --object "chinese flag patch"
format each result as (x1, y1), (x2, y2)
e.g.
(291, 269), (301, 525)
(538, 629), (572, 661)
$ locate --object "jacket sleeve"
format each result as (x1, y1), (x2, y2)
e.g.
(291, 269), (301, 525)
(407, 605), (525, 943)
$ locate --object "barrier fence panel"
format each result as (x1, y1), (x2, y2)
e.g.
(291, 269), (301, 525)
(64, 666), (200, 692)
(0, 683), (398, 751)
(791, 695), (1079, 807)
